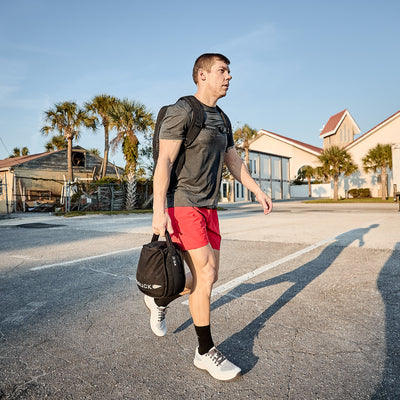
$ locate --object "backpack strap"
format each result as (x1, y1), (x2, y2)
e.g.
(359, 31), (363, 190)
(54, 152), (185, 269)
(169, 96), (205, 182)
(216, 105), (232, 134)
(179, 95), (204, 146)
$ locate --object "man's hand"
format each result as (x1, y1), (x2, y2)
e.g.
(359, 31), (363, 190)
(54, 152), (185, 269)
(255, 189), (273, 215)
(152, 209), (173, 237)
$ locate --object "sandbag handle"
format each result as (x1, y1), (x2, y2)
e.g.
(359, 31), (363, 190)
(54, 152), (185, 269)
(151, 231), (175, 250)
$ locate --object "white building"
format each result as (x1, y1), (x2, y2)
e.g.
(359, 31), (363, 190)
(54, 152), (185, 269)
(222, 109), (400, 201)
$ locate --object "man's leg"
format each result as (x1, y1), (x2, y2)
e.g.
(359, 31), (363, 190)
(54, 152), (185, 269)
(184, 244), (219, 327)
(185, 245), (241, 381)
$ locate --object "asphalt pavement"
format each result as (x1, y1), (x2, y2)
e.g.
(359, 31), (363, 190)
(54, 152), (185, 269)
(0, 200), (399, 399)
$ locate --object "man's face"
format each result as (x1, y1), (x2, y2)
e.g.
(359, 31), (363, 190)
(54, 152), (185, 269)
(202, 59), (232, 99)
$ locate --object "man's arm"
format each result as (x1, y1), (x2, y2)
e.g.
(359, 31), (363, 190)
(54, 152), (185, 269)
(224, 147), (273, 215)
(152, 139), (183, 236)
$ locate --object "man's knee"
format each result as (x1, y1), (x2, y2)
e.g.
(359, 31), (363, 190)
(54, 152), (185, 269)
(198, 263), (218, 287)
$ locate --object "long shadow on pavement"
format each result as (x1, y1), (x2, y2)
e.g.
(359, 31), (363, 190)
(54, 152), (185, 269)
(175, 224), (379, 375)
(372, 242), (400, 400)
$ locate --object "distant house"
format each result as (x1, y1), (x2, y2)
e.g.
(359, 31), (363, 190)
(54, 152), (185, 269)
(0, 146), (124, 213)
(221, 109), (399, 201)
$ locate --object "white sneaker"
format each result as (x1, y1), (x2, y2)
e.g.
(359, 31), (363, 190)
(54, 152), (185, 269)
(194, 347), (241, 381)
(144, 295), (167, 337)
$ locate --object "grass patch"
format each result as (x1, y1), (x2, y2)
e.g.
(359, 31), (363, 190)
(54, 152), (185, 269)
(303, 197), (394, 204)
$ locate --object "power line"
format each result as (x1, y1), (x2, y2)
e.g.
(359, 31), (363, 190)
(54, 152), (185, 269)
(0, 136), (10, 156)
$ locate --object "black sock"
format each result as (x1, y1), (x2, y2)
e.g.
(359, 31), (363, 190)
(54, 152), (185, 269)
(195, 325), (214, 355)
(154, 294), (181, 307)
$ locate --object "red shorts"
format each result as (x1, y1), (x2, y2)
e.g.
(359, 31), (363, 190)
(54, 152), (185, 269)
(167, 207), (221, 251)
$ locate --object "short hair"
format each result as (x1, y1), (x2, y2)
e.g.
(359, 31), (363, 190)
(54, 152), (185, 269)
(192, 53), (230, 84)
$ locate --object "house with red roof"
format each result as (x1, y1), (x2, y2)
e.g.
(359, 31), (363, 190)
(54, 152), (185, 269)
(222, 108), (399, 201)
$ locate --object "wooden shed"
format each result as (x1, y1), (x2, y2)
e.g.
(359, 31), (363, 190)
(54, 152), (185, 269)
(0, 147), (123, 213)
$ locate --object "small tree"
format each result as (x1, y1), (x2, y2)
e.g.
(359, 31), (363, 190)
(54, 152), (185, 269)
(45, 135), (68, 152)
(299, 165), (315, 197)
(10, 147), (29, 157)
(89, 148), (101, 156)
(318, 146), (358, 201)
(362, 143), (392, 200)
(234, 124), (258, 200)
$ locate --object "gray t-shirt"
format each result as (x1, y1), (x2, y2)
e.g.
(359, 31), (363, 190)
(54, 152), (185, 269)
(159, 98), (234, 208)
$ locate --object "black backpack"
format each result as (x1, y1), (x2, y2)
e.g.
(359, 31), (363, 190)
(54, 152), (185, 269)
(152, 95), (232, 183)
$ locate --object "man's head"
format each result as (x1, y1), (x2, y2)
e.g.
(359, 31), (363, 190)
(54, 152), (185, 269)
(192, 53), (232, 104)
(192, 53), (230, 85)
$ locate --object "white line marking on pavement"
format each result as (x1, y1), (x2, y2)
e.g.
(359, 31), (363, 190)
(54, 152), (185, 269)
(181, 236), (335, 305)
(30, 246), (142, 271)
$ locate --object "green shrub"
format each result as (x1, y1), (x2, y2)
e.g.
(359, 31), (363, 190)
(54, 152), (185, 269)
(348, 188), (371, 198)
(92, 177), (121, 185)
(359, 188), (371, 198)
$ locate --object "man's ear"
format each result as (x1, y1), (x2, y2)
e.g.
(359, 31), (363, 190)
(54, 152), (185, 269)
(198, 68), (207, 81)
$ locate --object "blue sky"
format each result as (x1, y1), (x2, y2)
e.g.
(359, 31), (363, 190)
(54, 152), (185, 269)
(1, 0), (399, 168)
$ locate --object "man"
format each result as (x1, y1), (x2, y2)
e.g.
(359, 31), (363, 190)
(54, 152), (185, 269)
(147, 53), (273, 381)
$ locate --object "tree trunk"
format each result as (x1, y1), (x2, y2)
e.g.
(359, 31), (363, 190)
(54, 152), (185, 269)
(244, 146), (250, 201)
(230, 176), (235, 202)
(67, 138), (73, 182)
(125, 165), (137, 210)
(307, 178), (312, 197)
(333, 177), (339, 201)
(381, 167), (388, 200)
(102, 124), (109, 178)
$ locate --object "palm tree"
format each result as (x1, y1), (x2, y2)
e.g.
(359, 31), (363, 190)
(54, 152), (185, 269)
(85, 94), (118, 178)
(299, 165), (315, 197)
(89, 148), (101, 156)
(234, 124), (258, 200)
(41, 101), (96, 181)
(318, 145), (358, 201)
(45, 134), (68, 152)
(362, 143), (392, 200)
(110, 99), (154, 210)
(9, 147), (29, 157)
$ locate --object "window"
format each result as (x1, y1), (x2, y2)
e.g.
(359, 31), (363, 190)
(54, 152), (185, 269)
(0, 179), (2, 195)
(223, 183), (228, 198)
(260, 155), (270, 178)
(72, 151), (85, 167)
(249, 158), (257, 175)
(271, 157), (281, 180)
